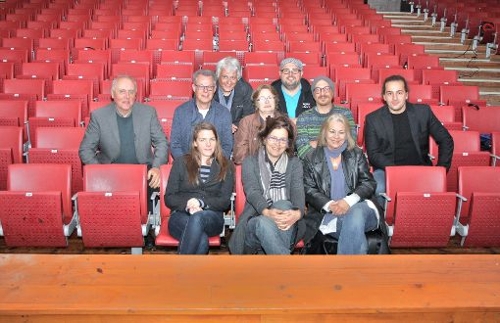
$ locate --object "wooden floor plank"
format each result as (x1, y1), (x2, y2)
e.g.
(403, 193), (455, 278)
(0, 254), (499, 322)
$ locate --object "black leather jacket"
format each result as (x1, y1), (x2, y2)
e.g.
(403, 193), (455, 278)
(302, 146), (378, 243)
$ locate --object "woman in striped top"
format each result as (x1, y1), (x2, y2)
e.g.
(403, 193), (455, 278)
(166, 122), (234, 254)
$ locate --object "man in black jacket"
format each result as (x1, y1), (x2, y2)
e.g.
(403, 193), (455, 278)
(213, 56), (254, 133)
(364, 75), (454, 205)
(271, 57), (316, 121)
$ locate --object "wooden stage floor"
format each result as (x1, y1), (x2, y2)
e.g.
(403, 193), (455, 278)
(0, 231), (499, 255)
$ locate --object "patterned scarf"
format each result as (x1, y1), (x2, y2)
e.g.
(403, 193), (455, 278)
(258, 147), (288, 206)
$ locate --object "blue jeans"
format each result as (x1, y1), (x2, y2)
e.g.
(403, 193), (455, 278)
(329, 201), (378, 254)
(168, 210), (224, 254)
(373, 169), (386, 208)
(244, 200), (297, 255)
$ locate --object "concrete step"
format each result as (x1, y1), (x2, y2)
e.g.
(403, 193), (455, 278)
(411, 37), (468, 44)
(383, 11), (500, 106)
(440, 58), (500, 69)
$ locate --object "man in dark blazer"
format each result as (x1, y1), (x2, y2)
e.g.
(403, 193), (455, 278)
(79, 75), (168, 190)
(213, 56), (254, 133)
(364, 75), (454, 204)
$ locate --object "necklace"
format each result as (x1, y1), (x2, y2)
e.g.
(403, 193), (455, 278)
(330, 155), (341, 171)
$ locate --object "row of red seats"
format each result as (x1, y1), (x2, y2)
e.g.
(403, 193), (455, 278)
(1, 103), (500, 197)
(0, 160), (499, 251)
(0, 74), (486, 125)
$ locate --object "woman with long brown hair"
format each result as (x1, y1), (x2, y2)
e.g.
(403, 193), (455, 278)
(165, 122), (234, 254)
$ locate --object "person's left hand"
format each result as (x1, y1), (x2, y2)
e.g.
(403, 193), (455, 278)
(329, 199), (350, 216)
(147, 167), (161, 188)
(186, 197), (202, 214)
(275, 208), (301, 231)
(232, 123), (238, 133)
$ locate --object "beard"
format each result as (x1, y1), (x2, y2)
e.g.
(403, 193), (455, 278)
(282, 79), (300, 91)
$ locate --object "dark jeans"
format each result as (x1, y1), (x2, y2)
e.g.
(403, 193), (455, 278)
(168, 209), (224, 254)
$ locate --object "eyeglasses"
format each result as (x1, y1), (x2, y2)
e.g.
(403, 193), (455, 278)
(195, 84), (216, 92)
(313, 86), (332, 94)
(256, 96), (273, 102)
(266, 135), (289, 146)
(281, 68), (301, 75)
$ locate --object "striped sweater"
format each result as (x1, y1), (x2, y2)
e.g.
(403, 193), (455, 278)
(296, 106), (357, 159)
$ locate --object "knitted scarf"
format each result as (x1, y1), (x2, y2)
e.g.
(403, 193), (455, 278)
(258, 147), (288, 206)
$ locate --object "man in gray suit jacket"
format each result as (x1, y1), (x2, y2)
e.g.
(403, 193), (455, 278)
(79, 75), (168, 189)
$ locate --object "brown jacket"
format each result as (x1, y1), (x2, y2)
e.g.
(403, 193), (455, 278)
(233, 112), (264, 165)
(233, 112), (298, 164)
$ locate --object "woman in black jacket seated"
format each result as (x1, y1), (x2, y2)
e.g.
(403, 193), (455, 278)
(166, 122), (234, 254)
(303, 113), (382, 254)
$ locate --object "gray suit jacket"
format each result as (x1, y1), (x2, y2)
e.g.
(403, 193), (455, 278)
(79, 102), (168, 168)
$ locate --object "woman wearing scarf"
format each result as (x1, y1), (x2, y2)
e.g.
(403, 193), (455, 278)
(302, 113), (381, 254)
(228, 115), (305, 254)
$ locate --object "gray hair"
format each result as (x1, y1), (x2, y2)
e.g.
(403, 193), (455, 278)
(317, 113), (356, 150)
(215, 57), (242, 80)
(192, 69), (217, 84)
(111, 75), (137, 93)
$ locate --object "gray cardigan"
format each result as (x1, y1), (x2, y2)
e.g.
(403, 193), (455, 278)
(228, 153), (306, 254)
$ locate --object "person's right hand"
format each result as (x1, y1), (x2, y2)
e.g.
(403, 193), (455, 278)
(262, 208), (284, 221)
(274, 209), (301, 231)
(186, 198), (202, 214)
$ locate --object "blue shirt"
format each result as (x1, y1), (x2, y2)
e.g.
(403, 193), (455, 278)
(281, 84), (302, 118)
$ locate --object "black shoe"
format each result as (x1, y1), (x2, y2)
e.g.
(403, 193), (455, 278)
(145, 231), (156, 250)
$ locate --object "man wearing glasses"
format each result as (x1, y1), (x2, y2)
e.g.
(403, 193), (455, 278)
(296, 76), (356, 159)
(364, 75), (454, 204)
(170, 69), (233, 159)
(271, 58), (315, 121)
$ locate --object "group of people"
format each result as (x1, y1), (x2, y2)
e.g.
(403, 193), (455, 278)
(78, 56), (454, 255)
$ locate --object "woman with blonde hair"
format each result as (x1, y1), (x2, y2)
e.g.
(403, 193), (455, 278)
(302, 113), (383, 254)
